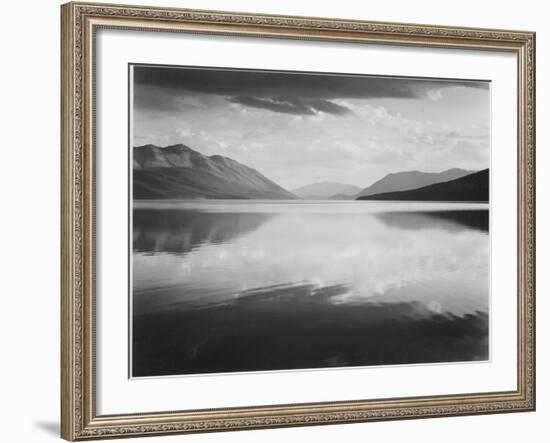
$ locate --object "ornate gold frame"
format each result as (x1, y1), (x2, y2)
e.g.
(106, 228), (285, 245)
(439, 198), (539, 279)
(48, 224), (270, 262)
(61, 1), (536, 440)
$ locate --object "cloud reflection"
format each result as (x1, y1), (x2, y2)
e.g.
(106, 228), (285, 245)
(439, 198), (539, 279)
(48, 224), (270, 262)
(134, 203), (488, 314)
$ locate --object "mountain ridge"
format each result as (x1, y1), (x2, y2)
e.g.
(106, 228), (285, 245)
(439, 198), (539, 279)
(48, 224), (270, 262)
(355, 168), (475, 198)
(357, 169), (489, 202)
(133, 144), (296, 200)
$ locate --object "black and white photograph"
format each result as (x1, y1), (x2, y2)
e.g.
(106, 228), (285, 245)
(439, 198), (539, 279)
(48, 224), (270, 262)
(130, 64), (490, 378)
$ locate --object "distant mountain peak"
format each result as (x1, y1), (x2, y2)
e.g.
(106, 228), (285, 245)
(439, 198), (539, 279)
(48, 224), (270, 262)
(311, 180), (350, 186)
(291, 181), (361, 199)
(442, 167), (469, 174)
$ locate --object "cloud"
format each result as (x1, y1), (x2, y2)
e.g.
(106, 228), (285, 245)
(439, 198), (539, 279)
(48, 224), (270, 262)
(228, 96), (352, 116)
(133, 65), (490, 115)
(133, 84), (225, 115)
(309, 99), (352, 116)
(176, 126), (193, 137)
(427, 89), (444, 101)
(134, 86), (182, 113)
(408, 127), (489, 146)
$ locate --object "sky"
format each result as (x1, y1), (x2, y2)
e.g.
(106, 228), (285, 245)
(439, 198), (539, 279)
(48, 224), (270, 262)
(132, 65), (490, 190)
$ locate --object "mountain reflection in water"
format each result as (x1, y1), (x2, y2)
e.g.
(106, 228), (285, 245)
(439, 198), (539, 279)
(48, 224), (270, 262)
(132, 201), (489, 377)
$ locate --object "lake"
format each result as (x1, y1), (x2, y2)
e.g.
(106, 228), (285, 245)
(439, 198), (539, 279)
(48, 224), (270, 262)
(132, 200), (489, 377)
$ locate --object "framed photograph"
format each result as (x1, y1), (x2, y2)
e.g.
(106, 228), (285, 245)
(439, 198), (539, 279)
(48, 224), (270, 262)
(61, 2), (536, 440)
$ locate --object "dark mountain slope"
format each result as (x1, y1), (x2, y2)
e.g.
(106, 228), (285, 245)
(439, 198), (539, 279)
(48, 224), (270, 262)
(357, 169), (489, 202)
(133, 144), (296, 200)
(356, 168), (475, 198)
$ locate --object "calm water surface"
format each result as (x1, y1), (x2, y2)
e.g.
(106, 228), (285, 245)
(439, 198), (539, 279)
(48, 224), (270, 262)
(132, 200), (489, 377)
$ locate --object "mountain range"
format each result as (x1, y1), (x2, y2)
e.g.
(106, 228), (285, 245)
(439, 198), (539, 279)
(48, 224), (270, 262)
(357, 169), (489, 202)
(291, 182), (362, 200)
(133, 144), (296, 200)
(133, 144), (487, 202)
(355, 168), (475, 198)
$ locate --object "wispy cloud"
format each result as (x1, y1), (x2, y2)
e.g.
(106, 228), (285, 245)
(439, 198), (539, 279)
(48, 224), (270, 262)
(228, 96), (352, 116)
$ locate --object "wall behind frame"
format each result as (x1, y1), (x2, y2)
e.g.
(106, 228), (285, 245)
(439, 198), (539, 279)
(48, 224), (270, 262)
(0, 0), (546, 442)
